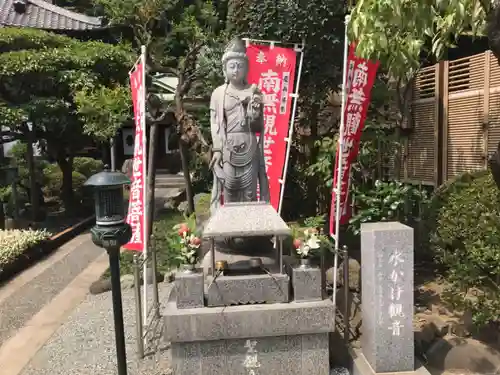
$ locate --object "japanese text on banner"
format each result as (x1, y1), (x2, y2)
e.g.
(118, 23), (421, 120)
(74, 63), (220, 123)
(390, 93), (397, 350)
(124, 62), (147, 251)
(329, 44), (379, 236)
(246, 45), (297, 211)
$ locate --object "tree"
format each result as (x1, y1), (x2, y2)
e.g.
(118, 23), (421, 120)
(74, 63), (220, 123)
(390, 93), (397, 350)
(96, 0), (225, 217)
(349, 0), (491, 81)
(228, 0), (345, 216)
(0, 28), (133, 215)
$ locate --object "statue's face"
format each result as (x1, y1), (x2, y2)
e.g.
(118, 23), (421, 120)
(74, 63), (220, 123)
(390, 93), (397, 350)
(225, 58), (247, 84)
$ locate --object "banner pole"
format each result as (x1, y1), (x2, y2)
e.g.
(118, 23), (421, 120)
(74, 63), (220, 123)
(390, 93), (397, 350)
(277, 41), (306, 216)
(140, 45), (148, 343)
(332, 15), (350, 307)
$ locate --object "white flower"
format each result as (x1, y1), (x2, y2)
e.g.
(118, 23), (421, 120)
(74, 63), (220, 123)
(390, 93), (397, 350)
(305, 234), (320, 250)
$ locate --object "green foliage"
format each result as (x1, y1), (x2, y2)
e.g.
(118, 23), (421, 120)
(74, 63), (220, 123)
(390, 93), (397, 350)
(108, 210), (185, 277)
(72, 157), (104, 178)
(6, 142), (47, 203)
(0, 229), (52, 270)
(0, 28), (133, 210)
(43, 170), (87, 200)
(430, 171), (500, 326)
(349, 180), (429, 235)
(0, 28), (133, 142)
(150, 210), (193, 271)
(74, 85), (132, 141)
(349, 0), (490, 82)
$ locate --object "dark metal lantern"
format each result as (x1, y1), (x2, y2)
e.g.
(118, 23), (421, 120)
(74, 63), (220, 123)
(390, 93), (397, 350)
(84, 168), (131, 227)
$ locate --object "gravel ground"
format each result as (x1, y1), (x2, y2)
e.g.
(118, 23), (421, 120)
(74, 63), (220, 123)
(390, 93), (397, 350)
(0, 234), (100, 344)
(21, 283), (174, 375)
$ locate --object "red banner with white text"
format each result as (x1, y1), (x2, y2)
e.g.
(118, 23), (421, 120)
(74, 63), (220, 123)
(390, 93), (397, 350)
(246, 44), (297, 211)
(329, 44), (379, 236)
(124, 61), (147, 251)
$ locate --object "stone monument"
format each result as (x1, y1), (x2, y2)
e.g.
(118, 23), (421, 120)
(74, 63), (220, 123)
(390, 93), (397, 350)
(163, 38), (335, 375)
(350, 222), (430, 375)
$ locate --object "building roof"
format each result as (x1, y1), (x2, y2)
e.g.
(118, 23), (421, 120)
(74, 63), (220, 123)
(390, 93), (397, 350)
(0, 0), (103, 31)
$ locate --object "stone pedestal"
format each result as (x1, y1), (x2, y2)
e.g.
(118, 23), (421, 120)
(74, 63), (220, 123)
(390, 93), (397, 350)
(360, 222), (414, 373)
(206, 273), (289, 306)
(175, 271), (204, 309)
(292, 266), (322, 302)
(163, 298), (335, 375)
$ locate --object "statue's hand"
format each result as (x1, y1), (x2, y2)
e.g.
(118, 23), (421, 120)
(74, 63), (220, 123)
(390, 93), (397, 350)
(209, 151), (222, 170)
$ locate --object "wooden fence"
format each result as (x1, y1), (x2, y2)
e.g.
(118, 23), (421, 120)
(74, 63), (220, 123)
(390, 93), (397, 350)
(400, 50), (500, 186)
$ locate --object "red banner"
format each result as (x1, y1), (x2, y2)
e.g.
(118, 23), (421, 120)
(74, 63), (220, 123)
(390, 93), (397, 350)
(329, 44), (379, 236)
(246, 44), (297, 211)
(124, 61), (147, 251)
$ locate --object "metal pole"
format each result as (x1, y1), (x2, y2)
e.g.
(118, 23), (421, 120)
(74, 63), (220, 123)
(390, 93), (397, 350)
(140, 44), (149, 336)
(343, 245), (350, 347)
(151, 245), (160, 318)
(133, 254), (144, 359)
(210, 238), (216, 277)
(332, 14), (350, 307)
(110, 137), (117, 171)
(108, 248), (128, 375)
(278, 41), (306, 216)
(278, 237), (283, 274)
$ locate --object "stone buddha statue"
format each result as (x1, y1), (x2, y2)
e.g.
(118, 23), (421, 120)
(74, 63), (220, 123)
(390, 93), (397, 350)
(209, 37), (270, 215)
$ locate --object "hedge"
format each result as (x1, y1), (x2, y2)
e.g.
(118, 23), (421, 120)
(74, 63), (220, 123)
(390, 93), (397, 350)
(0, 229), (51, 270)
(428, 170), (500, 326)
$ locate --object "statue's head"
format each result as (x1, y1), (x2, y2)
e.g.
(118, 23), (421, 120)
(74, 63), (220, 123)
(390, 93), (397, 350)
(222, 38), (248, 85)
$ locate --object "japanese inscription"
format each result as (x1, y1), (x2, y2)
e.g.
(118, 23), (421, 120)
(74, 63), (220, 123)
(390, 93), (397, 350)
(387, 249), (405, 336)
(243, 339), (261, 375)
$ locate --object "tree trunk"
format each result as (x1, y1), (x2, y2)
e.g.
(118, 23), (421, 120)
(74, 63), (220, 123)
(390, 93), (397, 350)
(179, 139), (195, 215)
(175, 87), (195, 216)
(306, 102), (320, 216)
(58, 156), (74, 216)
(26, 134), (40, 221)
(146, 123), (159, 239)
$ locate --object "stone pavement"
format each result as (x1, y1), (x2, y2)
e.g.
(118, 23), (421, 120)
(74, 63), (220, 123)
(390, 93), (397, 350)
(0, 234), (101, 344)
(0, 233), (108, 375)
(21, 283), (173, 375)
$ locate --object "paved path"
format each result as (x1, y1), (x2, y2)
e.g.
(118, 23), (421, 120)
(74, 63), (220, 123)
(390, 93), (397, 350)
(0, 234), (101, 344)
(21, 284), (173, 375)
(0, 233), (109, 375)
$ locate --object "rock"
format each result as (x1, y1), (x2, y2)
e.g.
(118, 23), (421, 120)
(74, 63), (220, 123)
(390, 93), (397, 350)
(414, 321), (438, 352)
(177, 201), (188, 212)
(89, 278), (112, 294)
(449, 321), (472, 338)
(163, 200), (176, 210)
(120, 274), (135, 289)
(426, 336), (500, 373)
(326, 258), (361, 291)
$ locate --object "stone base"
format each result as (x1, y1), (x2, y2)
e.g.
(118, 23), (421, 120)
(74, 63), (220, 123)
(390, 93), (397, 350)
(292, 266), (322, 302)
(175, 270), (204, 309)
(205, 272), (290, 306)
(163, 297), (336, 375)
(349, 348), (432, 375)
(171, 333), (329, 375)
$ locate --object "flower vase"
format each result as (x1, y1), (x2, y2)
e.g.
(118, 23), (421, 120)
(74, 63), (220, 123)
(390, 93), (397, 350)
(299, 257), (312, 268)
(180, 263), (196, 273)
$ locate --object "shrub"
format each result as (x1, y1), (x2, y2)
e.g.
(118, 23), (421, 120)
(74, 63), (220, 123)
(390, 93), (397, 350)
(349, 180), (429, 235)
(72, 157), (104, 178)
(430, 171), (500, 326)
(0, 229), (52, 269)
(43, 170), (87, 200)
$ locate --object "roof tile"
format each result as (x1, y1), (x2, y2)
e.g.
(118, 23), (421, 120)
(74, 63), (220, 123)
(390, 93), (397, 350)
(0, 0), (103, 30)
